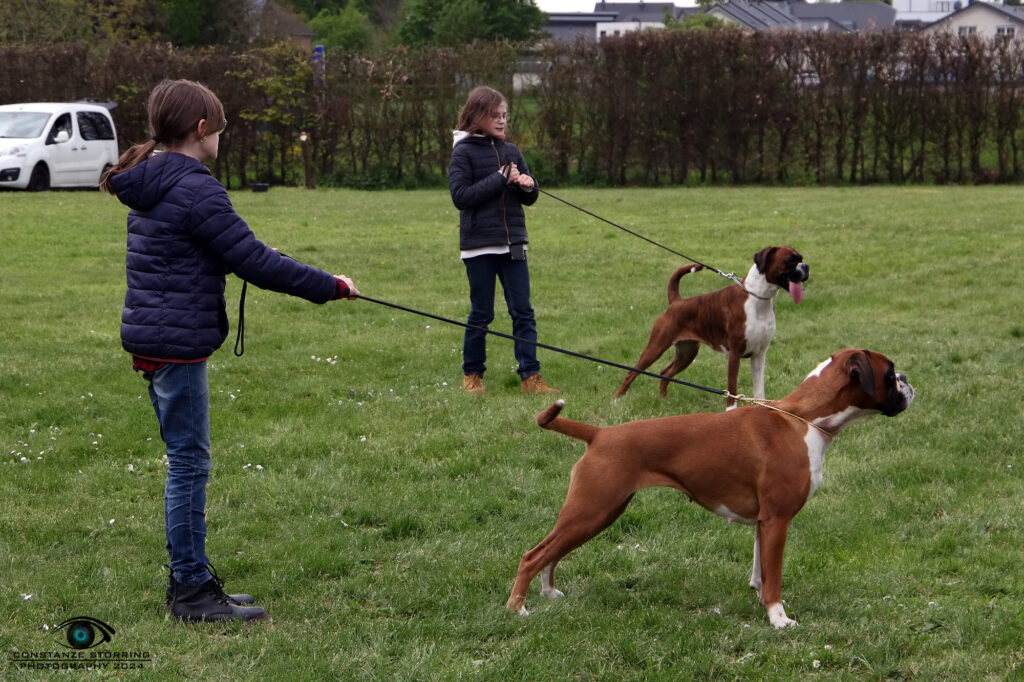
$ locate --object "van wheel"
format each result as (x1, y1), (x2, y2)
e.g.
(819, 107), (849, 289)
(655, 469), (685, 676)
(27, 164), (50, 191)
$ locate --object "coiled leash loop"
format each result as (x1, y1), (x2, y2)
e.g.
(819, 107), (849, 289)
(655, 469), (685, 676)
(234, 280), (247, 357)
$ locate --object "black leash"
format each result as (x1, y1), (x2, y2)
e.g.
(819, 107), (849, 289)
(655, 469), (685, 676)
(353, 293), (727, 398)
(234, 280), (247, 356)
(536, 187), (761, 296)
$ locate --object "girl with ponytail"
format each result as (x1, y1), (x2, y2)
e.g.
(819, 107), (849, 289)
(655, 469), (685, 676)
(105, 79), (359, 623)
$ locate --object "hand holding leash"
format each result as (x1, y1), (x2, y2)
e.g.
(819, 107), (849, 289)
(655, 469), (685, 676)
(334, 274), (359, 300)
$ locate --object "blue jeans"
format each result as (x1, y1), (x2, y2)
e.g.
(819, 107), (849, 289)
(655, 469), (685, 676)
(463, 253), (540, 380)
(143, 362), (213, 587)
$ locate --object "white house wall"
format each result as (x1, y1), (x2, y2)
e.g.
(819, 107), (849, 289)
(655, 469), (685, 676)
(595, 21), (666, 39)
(923, 3), (1024, 38)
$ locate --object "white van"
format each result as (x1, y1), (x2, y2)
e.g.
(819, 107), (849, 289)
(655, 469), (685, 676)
(0, 101), (120, 191)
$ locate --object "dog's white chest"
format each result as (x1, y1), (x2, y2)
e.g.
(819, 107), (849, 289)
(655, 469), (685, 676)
(743, 298), (776, 355)
(804, 429), (830, 500)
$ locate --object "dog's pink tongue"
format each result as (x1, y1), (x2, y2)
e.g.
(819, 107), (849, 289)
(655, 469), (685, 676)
(789, 280), (804, 304)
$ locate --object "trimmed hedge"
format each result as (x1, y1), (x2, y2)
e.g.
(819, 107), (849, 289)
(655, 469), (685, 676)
(3, 30), (1024, 188)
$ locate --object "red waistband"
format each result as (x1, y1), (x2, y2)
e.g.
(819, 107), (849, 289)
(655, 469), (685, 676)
(130, 354), (207, 372)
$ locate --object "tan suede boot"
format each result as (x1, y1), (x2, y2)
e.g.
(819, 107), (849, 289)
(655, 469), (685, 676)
(462, 374), (485, 394)
(521, 374), (560, 394)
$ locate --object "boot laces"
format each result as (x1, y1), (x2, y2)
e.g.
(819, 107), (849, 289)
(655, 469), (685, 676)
(206, 563), (232, 605)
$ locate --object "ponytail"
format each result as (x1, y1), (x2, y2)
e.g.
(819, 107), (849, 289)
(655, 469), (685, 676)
(101, 79), (225, 194)
(100, 139), (159, 194)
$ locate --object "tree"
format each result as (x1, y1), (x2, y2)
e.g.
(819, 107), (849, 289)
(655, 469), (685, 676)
(0, 0), (159, 47)
(159, 0), (248, 46)
(308, 4), (372, 51)
(399, 0), (545, 47)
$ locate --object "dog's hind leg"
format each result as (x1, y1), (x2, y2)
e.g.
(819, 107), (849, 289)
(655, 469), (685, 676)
(657, 340), (700, 398)
(612, 321), (677, 400)
(540, 564), (563, 600)
(507, 483), (635, 615)
(749, 528), (762, 597)
(538, 492), (634, 602)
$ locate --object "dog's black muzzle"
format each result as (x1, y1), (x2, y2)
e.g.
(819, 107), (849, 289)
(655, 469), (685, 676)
(880, 374), (915, 416)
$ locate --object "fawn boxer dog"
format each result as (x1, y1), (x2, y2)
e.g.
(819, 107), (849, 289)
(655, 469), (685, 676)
(612, 246), (809, 408)
(507, 349), (914, 628)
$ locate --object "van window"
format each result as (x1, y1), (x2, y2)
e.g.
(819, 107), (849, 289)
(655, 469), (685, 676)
(46, 113), (72, 144)
(77, 111), (114, 141)
(0, 112), (51, 138)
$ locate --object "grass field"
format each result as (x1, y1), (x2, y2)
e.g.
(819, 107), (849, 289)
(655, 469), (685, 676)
(1, 185), (1022, 680)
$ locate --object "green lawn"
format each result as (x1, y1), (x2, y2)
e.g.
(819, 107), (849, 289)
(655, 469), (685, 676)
(1, 185), (1022, 679)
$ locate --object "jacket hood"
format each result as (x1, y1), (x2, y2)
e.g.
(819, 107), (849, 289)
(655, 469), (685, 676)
(110, 152), (211, 211)
(452, 130), (507, 149)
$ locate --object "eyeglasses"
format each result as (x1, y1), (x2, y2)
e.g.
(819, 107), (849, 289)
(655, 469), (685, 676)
(217, 119), (228, 135)
(491, 112), (510, 123)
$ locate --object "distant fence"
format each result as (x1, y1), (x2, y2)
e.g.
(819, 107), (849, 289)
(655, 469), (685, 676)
(3, 30), (1024, 188)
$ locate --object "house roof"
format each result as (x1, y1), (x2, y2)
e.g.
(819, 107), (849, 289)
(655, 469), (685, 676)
(591, 2), (687, 23)
(544, 11), (618, 41)
(704, 0), (800, 31)
(790, 1), (896, 32)
(543, 3), (688, 41)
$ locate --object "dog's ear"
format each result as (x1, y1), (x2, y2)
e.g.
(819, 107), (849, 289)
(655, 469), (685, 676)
(754, 247), (777, 273)
(848, 350), (877, 398)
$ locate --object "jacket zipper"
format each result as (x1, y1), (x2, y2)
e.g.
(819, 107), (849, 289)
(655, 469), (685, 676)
(492, 139), (511, 247)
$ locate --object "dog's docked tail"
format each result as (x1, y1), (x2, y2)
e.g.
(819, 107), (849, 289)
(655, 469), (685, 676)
(536, 400), (600, 444)
(667, 264), (704, 304)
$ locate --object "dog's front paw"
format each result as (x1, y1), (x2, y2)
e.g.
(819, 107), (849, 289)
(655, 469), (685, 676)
(767, 603), (798, 629)
(541, 586), (565, 600)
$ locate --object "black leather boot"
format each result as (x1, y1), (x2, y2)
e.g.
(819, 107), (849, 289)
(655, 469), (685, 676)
(170, 578), (269, 623)
(164, 564), (256, 607)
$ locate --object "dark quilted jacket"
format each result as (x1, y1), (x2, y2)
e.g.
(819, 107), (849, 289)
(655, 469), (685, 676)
(110, 152), (337, 360)
(449, 134), (539, 250)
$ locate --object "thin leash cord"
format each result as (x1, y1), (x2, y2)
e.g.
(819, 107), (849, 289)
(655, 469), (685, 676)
(354, 293), (726, 398)
(537, 187), (757, 295)
(354, 293), (832, 435)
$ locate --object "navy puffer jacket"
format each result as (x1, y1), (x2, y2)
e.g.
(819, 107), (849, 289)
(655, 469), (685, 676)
(449, 134), (539, 250)
(110, 152), (337, 360)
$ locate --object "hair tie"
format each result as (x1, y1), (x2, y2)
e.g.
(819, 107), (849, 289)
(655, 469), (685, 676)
(151, 135), (163, 144)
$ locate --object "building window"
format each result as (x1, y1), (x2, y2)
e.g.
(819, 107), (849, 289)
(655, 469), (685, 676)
(936, 1), (952, 12)
(997, 26), (1015, 38)
(958, 25), (977, 36)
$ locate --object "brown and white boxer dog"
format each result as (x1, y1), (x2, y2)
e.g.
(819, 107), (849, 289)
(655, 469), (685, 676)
(508, 349), (914, 628)
(612, 246), (809, 408)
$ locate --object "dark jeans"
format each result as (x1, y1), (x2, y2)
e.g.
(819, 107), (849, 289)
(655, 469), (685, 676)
(143, 361), (213, 587)
(463, 253), (540, 380)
